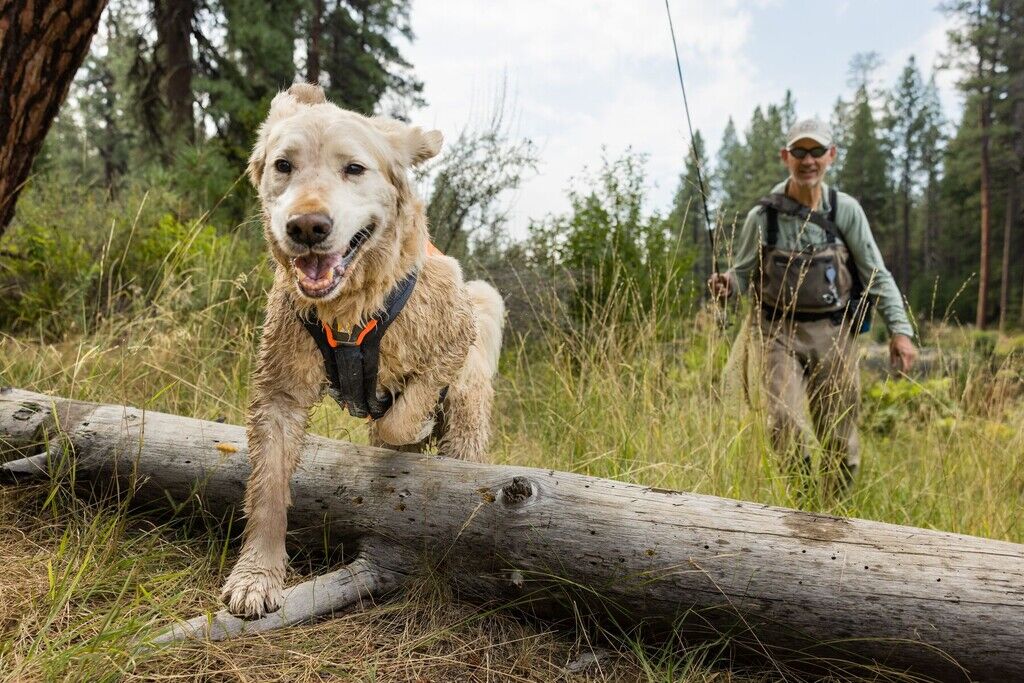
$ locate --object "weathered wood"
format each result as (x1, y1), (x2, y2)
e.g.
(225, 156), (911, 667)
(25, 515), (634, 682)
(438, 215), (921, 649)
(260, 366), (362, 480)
(153, 549), (399, 644)
(2, 388), (1022, 680)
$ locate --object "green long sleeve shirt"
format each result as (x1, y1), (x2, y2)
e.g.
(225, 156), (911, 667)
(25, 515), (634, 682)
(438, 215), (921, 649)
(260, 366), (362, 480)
(727, 180), (914, 338)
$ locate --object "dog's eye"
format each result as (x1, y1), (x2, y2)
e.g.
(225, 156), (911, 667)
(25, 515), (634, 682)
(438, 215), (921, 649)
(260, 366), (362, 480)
(344, 163), (366, 176)
(274, 159), (293, 174)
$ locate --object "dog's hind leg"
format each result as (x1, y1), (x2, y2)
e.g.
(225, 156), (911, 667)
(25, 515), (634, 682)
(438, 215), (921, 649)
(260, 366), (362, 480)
(438, 281), (504, 462)
(438, 380), (492, 461)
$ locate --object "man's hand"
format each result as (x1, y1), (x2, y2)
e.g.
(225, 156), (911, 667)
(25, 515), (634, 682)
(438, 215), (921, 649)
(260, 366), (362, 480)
(707, 272), (735, 299)
(889, 334), (917, 374)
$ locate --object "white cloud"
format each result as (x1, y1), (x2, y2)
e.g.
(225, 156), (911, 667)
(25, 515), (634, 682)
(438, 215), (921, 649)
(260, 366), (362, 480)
(403, 0), (958, 239)
(406, 0), (763, 236)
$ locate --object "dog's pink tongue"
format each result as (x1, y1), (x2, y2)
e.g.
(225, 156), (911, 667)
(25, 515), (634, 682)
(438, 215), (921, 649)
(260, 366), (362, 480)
(294, 254), (331, 280)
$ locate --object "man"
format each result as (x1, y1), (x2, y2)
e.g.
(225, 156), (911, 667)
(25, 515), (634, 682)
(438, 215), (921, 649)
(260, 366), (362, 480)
(709, 118), (917, 493)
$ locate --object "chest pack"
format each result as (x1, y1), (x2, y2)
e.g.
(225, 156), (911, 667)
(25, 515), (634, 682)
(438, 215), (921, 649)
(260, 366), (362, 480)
(756, 186), (870, 332)
(299, 272), (419, 420)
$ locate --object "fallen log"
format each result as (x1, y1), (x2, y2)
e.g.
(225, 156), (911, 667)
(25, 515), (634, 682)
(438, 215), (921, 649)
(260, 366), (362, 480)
(1, 388), (1022, 681)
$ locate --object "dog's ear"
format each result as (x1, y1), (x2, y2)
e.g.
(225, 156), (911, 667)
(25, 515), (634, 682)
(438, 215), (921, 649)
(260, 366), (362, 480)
(247, 140), (266, 190)
(248, 85), (328, 189)
(372, 117), (443, 167)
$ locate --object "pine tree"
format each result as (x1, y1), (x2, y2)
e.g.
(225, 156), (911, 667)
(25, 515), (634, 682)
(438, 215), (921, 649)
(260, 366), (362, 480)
(937, 102), (975, 322)
(836, 86), (891, 250)
(316, 0), (423, 117)
(994, 0), (1024, 329)
(830, 95), (852, 181)
(666, 130), (711, 279)
(918, 75), (947, 280)
(745, 104), (788, 199)
(715, 117), (746, 230)
(944, 0), (1009, 328)
(0, 0), (109, 235)
(883, 56), (928, 292)
(780, 89), (797, 131)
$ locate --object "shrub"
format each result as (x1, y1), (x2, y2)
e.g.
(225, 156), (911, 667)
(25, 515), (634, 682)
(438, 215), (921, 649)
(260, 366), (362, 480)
(0, 174), (265, 340)
(862, 377), (956, 434)
(526, 150), (698, 334)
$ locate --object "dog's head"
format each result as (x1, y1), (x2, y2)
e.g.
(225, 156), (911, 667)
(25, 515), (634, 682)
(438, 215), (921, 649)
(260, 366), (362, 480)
(249, 83), (442, 303)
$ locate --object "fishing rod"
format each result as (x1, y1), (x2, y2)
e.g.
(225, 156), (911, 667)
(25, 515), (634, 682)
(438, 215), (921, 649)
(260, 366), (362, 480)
(663, 0), (718, 277)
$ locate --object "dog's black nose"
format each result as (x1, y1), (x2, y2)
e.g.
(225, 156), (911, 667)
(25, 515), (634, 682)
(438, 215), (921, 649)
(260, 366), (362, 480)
(286, 213), (332, 246)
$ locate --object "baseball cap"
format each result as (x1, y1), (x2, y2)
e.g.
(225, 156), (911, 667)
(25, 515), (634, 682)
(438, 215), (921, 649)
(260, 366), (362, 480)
(786, 119), (832, 148)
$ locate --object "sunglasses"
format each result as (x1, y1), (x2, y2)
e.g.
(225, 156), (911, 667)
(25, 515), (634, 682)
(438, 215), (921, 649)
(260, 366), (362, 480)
(788, 146), (829, 159)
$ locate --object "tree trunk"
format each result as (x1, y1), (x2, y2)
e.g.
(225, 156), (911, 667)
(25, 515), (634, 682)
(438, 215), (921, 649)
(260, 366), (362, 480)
(0, 0), (109, 236)
(978, 93), (993, 330)
(999, 182), (1017, 331)
(2, 388), (1022, 681)
(923, 173), (937, 276)
(307, 0), (322, 84)
(153, 0), (194, 144)
(1011, 60), (1024, 329)
(901, 180), (912, 293)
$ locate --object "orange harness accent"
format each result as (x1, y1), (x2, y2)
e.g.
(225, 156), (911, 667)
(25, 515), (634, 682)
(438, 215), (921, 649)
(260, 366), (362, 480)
(299, 240), (446, 421)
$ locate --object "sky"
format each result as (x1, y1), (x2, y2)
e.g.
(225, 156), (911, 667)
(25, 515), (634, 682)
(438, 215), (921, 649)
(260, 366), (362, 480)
(403, 0), (962, 238)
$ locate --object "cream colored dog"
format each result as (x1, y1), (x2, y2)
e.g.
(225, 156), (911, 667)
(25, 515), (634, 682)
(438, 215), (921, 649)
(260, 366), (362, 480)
(220, 83), (504, 618)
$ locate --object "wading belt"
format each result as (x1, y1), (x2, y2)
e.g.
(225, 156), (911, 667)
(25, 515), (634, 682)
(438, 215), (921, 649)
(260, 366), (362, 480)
(300, 272), (422, 420)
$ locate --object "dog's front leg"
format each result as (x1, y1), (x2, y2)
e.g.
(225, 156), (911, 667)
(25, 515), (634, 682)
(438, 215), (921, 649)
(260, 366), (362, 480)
(221, 292), (322, 618)
(370, 381), (443, 447)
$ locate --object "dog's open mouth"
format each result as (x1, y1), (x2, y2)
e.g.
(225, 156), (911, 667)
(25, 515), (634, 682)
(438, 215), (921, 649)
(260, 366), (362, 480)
(292, 224), (375, 298)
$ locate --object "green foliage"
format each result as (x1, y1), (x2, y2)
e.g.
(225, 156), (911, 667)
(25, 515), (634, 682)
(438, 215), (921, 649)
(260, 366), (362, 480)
(862, 377), (956, 434)
(527, 150), (697, 329)
(970, 329), (999, 360)
(317, 0), (424, 117)
(0, 176), (266, 341)
(666, 130), (711, 280)
(0, 228), (96, 338)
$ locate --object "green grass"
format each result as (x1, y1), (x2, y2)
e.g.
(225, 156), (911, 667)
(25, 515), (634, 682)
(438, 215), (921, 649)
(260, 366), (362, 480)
(1, 230), (1023, 679)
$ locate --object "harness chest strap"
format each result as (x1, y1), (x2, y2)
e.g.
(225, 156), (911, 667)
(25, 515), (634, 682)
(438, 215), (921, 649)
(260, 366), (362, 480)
(761, 184), (839, 247)
(300, 272), (418, 420)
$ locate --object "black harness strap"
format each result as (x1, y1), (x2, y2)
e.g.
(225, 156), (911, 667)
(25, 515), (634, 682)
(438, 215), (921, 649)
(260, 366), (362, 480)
(300, 272), (418, 419)
(761, 183), (839, 247)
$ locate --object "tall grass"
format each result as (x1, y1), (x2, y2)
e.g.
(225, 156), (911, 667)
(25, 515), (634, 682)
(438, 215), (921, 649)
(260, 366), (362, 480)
(1, 197), (1023, 679)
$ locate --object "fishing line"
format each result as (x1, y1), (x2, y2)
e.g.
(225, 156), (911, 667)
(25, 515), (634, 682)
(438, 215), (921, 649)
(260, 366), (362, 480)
(663, 0), (718, 274)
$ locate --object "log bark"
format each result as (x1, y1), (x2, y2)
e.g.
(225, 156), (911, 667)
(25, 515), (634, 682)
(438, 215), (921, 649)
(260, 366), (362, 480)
(2, 388), (1023, 681)
(0, 0), (109, 235)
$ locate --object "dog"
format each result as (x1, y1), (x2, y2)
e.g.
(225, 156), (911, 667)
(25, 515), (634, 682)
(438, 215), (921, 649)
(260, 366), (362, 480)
(220, 83), (504, 618)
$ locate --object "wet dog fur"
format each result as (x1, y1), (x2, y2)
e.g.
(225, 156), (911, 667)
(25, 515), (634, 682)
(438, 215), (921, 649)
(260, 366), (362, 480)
(220, 84), (504, 618)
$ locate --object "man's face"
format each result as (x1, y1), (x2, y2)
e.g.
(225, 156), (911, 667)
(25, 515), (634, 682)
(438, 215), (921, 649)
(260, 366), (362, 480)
(780, 138), (836, 189)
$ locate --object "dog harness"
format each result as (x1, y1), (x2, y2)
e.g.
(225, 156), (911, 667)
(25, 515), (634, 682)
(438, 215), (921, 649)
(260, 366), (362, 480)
(300, 272), (420, 420)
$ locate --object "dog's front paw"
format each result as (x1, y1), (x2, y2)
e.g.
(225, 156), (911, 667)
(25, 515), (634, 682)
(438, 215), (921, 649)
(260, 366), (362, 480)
(220, 562), (284, 619)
